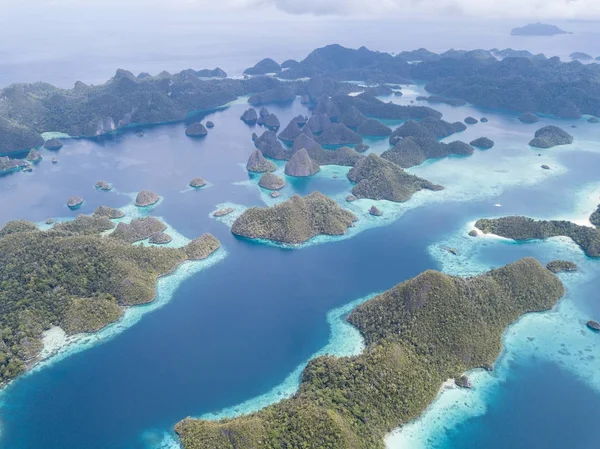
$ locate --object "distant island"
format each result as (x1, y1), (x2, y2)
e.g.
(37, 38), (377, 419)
(511, 23), (570, 36)
(176, 258), (564, 448)
(3, 43), (600, 156)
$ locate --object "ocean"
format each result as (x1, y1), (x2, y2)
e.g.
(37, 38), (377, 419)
(0, 16), (599, 449)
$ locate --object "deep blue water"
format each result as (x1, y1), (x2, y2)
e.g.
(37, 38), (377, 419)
(441, 360), (600, 449)
(1, 72), (600, 449)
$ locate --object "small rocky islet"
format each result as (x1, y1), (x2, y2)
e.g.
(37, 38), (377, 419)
(529, 125), (573, 148)
(240, 108), (258, 126)
(546, 260), (578, 273)
(189, 178), (207, 188)
(258, 173), (285, 190)
(43, 138), (64, 150)
(135, 190), (159, 207)
(26, 149), (42, 163)
(67, 196), (84, 209)
(185, 122), (208, 137)
(95, 180), (112, 191)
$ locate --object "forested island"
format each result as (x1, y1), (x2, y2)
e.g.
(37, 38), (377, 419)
(475, 214), (600, 257)
(2, 44), (600, 154)
(0, 211), (220, 383)
(175, 258), (564, 448)
(231, 192), (357, 244)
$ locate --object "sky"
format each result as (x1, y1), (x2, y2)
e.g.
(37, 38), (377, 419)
(2, 0), (600, 19)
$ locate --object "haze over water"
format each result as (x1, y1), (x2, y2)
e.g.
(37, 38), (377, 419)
(0, 13), (599, 449)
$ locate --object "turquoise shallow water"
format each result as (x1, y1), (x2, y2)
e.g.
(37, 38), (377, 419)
(0, 85), (599, 449)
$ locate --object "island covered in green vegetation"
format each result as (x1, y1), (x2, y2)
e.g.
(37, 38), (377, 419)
(4, 44), (600, 155)
(475, 215), (600, 257)
(0, 210), (220, 384)
(231, 192), (357, 244)
(175, 258), (564, 448)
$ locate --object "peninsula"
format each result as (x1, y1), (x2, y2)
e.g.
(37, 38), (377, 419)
(175, 258), (564, 448)
(0, 212), (220, 383)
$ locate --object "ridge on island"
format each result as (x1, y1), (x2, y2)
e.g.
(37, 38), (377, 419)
(475, 216), (600, 257)
(382, 137), (475, 168)
(231, 191), (357, 244)
(175, 258), (564, 449)
(4, 44), (600, 154)
(0, 216), (220, 383)
(348, 153), (443, 202)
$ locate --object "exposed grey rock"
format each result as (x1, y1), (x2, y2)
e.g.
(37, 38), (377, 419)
(464, 117), (478, 125)
(470, 137), (494, 149)
(206, 121), (214, 128)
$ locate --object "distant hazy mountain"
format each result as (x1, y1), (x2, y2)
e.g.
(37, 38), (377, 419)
(511, 22), (570, 36)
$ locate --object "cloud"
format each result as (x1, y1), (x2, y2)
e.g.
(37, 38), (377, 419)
(2, 0), (600, 19)
(269, 0), (600, 18)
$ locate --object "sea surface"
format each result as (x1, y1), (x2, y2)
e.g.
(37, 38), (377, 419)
(0, 24), (599, 449)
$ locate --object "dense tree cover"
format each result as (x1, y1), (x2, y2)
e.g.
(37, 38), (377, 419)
(0, 69), (356, 153)
(176, 258), (564, 448)
(475, 216), (600, 257)
(348, 153), (443, 201)
(0, 217), (220, 383)
(273, 44), (600, 119)
(528, 125), (573, 148)
(231, 191), (357, 244)
(415, 56), (600, 118)
(590, 205), (600, 228)
(546, 260), (578, 273)
(382, 137), (474, 168)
